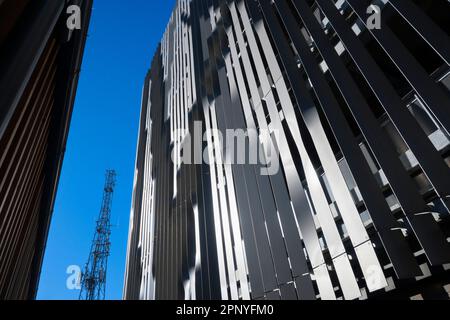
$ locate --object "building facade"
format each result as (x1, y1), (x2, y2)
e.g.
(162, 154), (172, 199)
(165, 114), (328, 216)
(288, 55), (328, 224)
(124, 0), (450, 300)
(0, 0), (92, 299)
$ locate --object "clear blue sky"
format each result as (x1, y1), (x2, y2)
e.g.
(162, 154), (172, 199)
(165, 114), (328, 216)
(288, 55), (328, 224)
(37, 0), (175, 300)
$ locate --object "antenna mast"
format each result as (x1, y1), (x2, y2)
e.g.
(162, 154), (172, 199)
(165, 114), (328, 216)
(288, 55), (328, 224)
(79, 170), (117, 300)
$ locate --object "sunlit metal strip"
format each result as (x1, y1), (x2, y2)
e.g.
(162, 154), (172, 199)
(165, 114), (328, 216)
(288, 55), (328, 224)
(268, 107), (337, 299)
(123, 79), (149, 299)
(221, 51), (268, 300)
(235, 2), (328, 271)
(224, 22), (315, 299)
(206, 13), (251, 300)
(212, 84), (275, 297)
(209, 104), (240, 300)
(283, 0), (424, 279)
(315, 0), (450, 213)
(222, 164), (251, 299)
(215, 15), (294, 288)
(227, 165), (269, 298)
(139, 87), (157, 299)
(236, 0), (338, 300)
(257, 0), (387, 293)
(171, 6), (180, 296)
(347, 0), (450, 139)
(240, 0), (363, 299)
(155, 49), (175, 298)
(192, 0), (228, 299)
(223, 47), (291, 293)
(231, 0), (336, 299)
(267, 136), (317, 300)
(203, 103), (229, 300)
(226, 5), (310, 295)
(224, 1), (290, 297)
(193, 0), (231, 299)
(264, 91), (337, 299)
(152, 75), (163, 299)
(202, 1), (271, 299)
(238, 0), (361, 299)
(341, 0), (450, 266)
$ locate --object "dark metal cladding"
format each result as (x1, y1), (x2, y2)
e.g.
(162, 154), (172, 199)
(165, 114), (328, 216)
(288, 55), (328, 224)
(0, 0), (93, 300)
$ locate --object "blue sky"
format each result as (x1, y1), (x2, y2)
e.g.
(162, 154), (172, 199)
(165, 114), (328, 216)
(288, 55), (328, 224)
(37, 0), (175, 300)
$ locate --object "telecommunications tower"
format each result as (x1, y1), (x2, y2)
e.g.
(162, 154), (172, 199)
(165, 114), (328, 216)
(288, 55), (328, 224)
(79, 170), (117, 300)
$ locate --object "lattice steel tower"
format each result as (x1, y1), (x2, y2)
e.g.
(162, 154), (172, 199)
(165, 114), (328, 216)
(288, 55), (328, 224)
(79, 170), (117, 300)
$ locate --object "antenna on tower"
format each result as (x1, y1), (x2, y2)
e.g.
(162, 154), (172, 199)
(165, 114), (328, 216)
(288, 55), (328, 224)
(79, 170), (117, 300)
